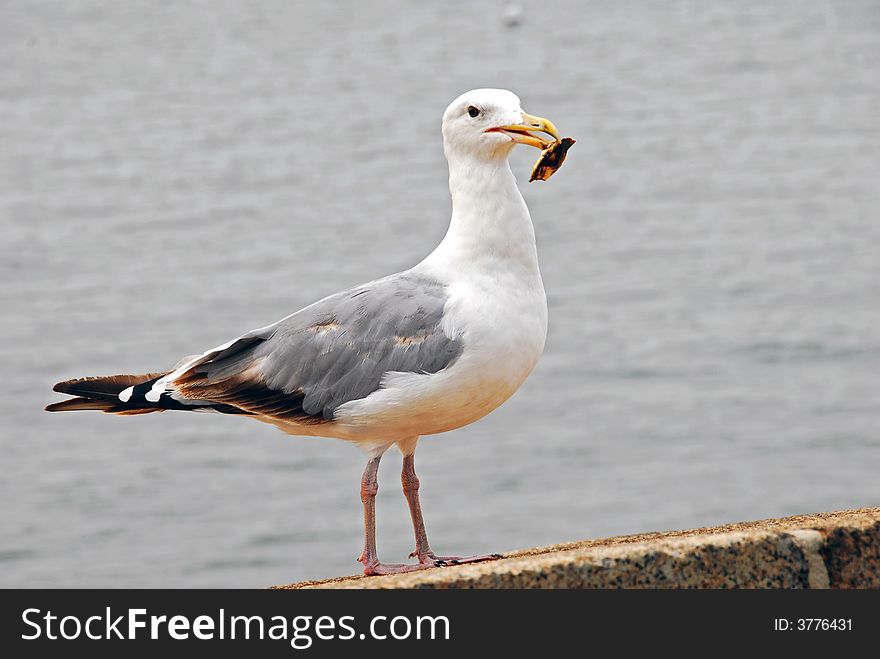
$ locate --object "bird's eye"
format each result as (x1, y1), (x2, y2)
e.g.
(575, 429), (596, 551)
(467, 105), (480, 118)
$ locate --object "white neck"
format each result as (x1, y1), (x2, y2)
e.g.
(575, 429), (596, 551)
(421, 149), (542, 279)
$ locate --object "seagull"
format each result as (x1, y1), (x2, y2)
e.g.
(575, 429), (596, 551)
(47, 89), (566, 576)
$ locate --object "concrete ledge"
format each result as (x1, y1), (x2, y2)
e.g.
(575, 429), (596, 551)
(274, 508), (880, 589)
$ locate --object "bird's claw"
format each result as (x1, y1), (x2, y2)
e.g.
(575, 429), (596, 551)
(371, 550), (501, 573)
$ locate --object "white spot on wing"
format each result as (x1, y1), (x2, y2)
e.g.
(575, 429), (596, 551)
(119, 386), (134, 402)
(146, 337), (244, 402)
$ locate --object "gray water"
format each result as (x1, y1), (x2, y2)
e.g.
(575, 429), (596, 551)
(2, 1), (879, 587)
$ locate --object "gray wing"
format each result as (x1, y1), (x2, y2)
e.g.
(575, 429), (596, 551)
(172, 272), (463, 423)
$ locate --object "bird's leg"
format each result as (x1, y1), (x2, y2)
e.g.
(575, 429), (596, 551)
(357, 454), (382, 570)
(401, 453), (431, 559)
(357, 452), (432, 576)
(402, 452), (503, 567)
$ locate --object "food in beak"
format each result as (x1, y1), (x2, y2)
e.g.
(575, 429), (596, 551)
(529, 138), (576, 182)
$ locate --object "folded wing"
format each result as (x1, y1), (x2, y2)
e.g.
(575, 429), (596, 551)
(168, 272), (464, 424)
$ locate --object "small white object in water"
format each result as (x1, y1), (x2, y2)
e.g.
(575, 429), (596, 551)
(502, 3), (523, 27)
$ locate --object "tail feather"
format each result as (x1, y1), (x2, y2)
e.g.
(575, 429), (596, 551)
(46, 371), (253, 416)
(47, 372), (170, 415)
(52, 373), (167, 398)
(45, 396), (163, 414)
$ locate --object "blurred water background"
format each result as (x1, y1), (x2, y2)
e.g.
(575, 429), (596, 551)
(1, 1), (878, 587)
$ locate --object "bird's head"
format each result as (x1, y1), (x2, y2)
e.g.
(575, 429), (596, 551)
(442, 88), (559, 162)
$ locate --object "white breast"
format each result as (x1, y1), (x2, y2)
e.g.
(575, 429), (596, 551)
(330, 261), (547, 442)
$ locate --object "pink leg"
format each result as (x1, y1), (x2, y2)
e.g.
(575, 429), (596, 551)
(402, 453), (502, 567)
(357, 453), (433, 576)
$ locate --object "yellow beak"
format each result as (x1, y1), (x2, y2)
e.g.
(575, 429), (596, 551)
(488, 112), (560, 150)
